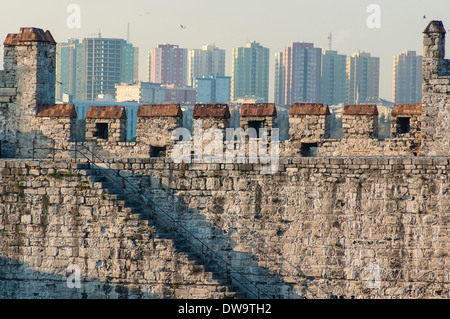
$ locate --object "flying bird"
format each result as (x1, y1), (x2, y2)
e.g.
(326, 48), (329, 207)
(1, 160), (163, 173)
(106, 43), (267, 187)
(180, 24), (187, 30)
(423, 15), (427, 19)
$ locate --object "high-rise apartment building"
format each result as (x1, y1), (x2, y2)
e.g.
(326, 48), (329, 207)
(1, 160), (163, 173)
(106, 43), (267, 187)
(321, 50), (347, 106)
(392, 51), (423, 104)
(274, 52), (284, 106)
(123, 43), (139, 83)
(148, 44), (188, 87)
(193, 74), (231, 103)
(56, 36), (139, 101)
(346, 51), (380, 105)
(188, 45), (225, 86)
(274, 42), (322, 106)
(56, 39), (83, 101)
(231, 41), (270, 102)
(81, 37), (125, 100)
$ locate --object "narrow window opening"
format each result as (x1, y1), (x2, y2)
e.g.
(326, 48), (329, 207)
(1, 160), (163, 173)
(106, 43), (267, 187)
(248, 121), (264, 138)
(398, 117), (411, 134)
(94, 123), (109, 140)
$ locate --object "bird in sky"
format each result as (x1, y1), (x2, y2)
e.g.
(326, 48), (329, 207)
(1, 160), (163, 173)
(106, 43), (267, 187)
(180, 24), (187, 30)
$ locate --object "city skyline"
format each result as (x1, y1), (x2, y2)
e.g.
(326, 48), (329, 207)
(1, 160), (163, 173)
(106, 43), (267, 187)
(1, 0), (449, 103)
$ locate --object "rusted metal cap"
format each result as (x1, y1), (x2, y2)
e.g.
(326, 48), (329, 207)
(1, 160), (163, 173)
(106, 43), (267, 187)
(391, 103), (422, 117)
(289, 103), (330, 116)
(241, 103), (277, 117)
(86, 106), (127, 120)
(193, 104), (230, 119)
(343, 105), (378, 116)
(137, 104), (182, 118)
(36, 104), (77, 118)
(4, 27), (56, 46)
(423, 21), (446, 34)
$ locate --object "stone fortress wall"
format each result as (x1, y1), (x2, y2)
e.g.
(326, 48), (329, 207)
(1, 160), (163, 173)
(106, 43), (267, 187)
(0, 22), (448, 299)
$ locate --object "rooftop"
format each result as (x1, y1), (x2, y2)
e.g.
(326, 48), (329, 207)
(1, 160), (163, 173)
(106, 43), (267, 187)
(424, 20), (446, 34)
(4, 27), (56, 46)
(36, 104), (77, 118)
(241, 103), (277, 117)
(289, 103), (330, 116)
(137, 104), (182, 118)
(193, 104), (230, 119)
(86, 106), (127, 120)
(343, 105), (379, 116)
(391, 103), (423, 117)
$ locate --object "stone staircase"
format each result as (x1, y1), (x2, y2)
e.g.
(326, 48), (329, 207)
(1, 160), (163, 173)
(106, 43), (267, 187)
(76, 162), (255, 299)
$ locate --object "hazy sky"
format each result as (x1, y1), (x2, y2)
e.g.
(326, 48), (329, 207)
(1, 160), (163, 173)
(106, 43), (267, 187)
(1, 0), (449, 102)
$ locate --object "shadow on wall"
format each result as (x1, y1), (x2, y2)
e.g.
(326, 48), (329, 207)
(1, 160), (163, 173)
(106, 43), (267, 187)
(101, 166), (306, 299)
(0, 257), (159, 299)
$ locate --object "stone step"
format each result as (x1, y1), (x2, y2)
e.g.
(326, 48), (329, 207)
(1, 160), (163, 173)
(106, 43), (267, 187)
(79, 165), (253, 299)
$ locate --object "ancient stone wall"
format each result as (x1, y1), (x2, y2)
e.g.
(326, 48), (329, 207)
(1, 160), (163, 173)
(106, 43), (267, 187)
(342, 114), (378, 139)
(0, 155), (448, 299)
(0, 159), (241, 299)
(99, 156), (449, 299)
(315, 138), (419, 157)
(289, 115), (330, 143)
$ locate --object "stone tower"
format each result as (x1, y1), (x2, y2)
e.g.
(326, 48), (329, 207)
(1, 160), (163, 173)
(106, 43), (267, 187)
(421, 21), (450, 156)
(0, 27), (56, 158)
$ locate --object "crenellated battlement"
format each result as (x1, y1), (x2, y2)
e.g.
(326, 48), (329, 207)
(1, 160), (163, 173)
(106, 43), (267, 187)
(0, 22), (448, 161)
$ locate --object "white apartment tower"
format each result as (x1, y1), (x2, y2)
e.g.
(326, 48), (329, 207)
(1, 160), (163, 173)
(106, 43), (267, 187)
(188, 45), (226, 86)
(346, 51), (380, 105)
(392, 51), (423, 104)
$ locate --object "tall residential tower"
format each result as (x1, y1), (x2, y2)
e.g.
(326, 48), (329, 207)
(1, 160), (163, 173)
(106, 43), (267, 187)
(148, 44), (188, 87)
(56, 36), (139, 101)
(321, 50), (347, 106)
(188, 45), (225, 86)
(392, 51), (422, 104)
(55, 39), (82, 101)
(275, 42), (322, 106)
(231, 41), (270, 102)
(346, 51), (380, 105)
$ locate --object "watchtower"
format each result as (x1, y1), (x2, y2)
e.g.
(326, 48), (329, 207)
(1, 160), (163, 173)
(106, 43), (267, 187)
(421, 20), (450, 156)
(0, 27), (56, 158)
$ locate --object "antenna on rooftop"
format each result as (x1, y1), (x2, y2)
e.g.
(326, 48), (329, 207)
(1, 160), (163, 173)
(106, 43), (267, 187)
(328, 33), (333, 50)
